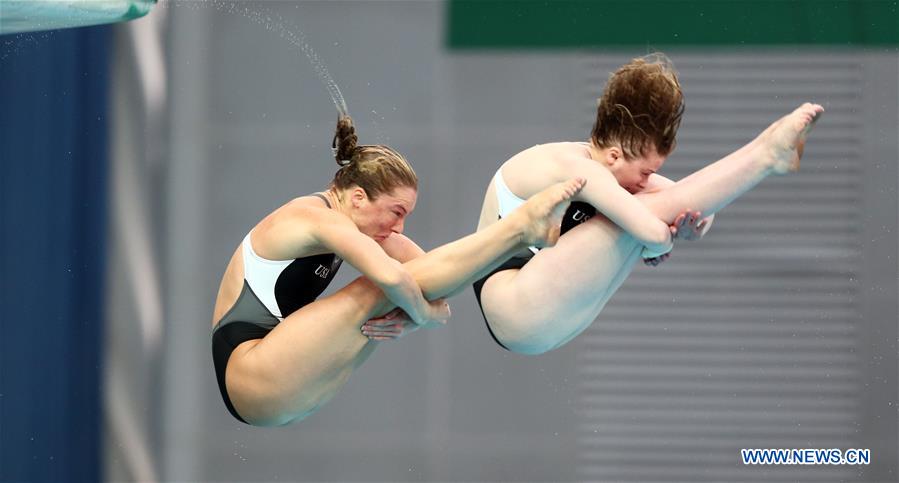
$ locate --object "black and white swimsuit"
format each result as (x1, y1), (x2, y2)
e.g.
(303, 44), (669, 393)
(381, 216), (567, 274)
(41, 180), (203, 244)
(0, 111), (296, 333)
(211, 194), (343, 423)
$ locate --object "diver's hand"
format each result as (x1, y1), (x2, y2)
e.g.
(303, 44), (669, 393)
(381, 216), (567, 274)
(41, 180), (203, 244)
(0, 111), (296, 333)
(361, 300), (449, 341)
(644, 210), (710, 267)
(361, 309), (419, 341)
(671, 210), (708, 241)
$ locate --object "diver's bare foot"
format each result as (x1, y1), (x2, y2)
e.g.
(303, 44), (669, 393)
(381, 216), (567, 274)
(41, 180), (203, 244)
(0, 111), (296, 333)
(517, 177), (586, 247)
(764, 102), (824, 174)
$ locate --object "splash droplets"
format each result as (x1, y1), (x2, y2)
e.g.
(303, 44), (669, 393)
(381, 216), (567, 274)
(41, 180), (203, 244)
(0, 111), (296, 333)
(0, 31), (56, 61)
(159, 0), (349, 117)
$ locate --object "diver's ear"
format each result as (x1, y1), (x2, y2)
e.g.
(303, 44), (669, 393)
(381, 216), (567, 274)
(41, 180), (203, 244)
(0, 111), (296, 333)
(350, 186), (368, 208)
(606, 146), (625, 167)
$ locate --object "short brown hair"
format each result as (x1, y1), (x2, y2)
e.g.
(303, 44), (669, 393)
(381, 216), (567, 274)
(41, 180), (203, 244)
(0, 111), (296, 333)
(591, 53), (684, 158)
(330, 115), (418, 198)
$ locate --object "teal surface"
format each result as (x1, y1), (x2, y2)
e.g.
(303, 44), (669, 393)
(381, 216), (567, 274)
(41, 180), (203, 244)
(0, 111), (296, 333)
(447, 0), (899, 49)
(0, 0), (155, 34)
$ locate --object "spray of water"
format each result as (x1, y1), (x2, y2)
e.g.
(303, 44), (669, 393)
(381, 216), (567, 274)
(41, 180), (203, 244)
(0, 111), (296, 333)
(160, 0), (349, 118)
(4, 1), (354, 121)
(369, 109), (390, 144)
(0, 31), (56, 62)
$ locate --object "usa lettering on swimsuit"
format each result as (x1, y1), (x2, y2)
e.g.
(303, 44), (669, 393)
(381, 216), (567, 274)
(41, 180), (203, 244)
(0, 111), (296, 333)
(572, 209), (592, 222)
(314, 265), (330, 278)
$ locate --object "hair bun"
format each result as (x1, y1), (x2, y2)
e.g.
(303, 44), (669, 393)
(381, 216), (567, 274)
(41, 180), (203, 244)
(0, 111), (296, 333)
(333, 115), (358, 166)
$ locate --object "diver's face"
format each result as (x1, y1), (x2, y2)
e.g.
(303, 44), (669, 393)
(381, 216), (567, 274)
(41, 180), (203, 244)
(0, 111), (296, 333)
(608, 146), (667, 194)
(351, 186), (417, 242)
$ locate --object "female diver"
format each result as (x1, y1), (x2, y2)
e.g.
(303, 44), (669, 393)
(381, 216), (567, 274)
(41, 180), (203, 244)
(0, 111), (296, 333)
(465, 54), (823, 355)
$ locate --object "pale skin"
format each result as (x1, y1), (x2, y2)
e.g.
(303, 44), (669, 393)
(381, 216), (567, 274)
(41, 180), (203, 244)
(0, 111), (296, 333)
(211, 177), (585, 426)
(464, 102), (825, 355)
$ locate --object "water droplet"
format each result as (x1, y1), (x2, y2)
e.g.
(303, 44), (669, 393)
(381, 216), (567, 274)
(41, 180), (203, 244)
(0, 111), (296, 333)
(168, 0), (348, 116)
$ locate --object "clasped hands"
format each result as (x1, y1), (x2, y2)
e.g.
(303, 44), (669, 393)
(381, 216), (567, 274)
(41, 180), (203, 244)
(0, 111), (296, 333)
(361, 298), (448, 341)
(643, 209), (708, 267)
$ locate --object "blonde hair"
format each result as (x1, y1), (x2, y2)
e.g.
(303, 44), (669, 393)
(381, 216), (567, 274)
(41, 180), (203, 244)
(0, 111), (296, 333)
(330, 115), (418, 198)
(591, 53), (684, 158)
